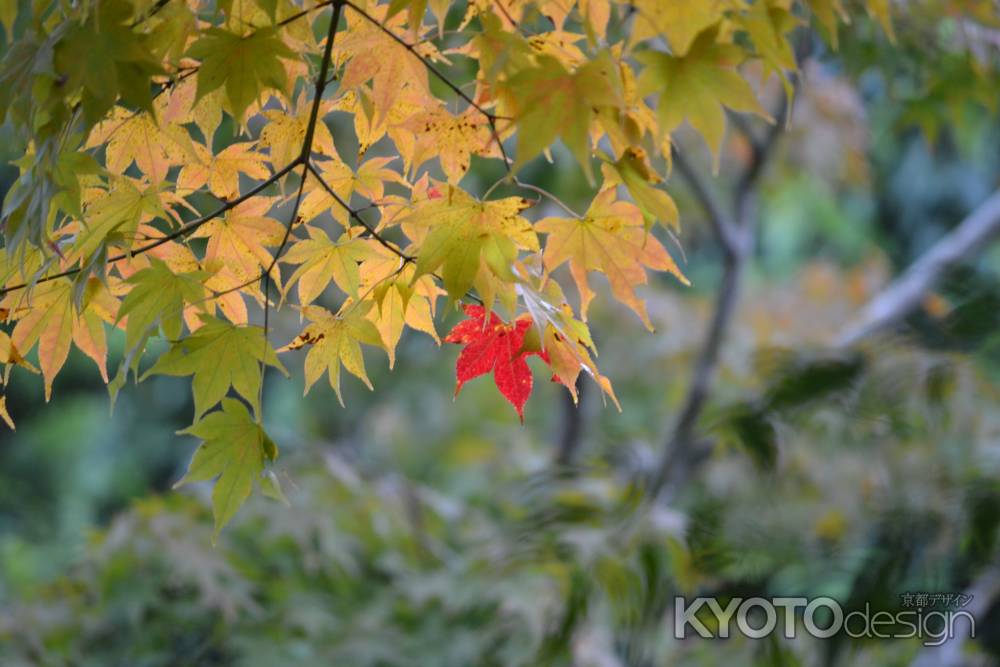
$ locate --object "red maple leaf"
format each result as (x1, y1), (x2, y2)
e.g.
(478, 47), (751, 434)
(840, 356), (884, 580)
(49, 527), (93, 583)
(444, 305), (548, 421)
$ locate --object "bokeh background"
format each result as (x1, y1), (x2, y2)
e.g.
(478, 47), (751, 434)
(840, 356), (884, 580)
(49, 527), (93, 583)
(2, 6), (1000, 667)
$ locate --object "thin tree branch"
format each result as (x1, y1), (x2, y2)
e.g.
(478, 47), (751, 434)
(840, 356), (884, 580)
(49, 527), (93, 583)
(513, 178), (583, 219)
(0, 159), (301, 297)
(651, 90), (792, 500)
(259, 0), (344, 413)
(277, 0), (338, 27)
(130, 0), (172, 28)
(836, 189), (1000, 347)
(305, 161), (413, 261)
(649, 239), (748, 499)
(553, 379), (586, 467)
(671, 147), (739, 258)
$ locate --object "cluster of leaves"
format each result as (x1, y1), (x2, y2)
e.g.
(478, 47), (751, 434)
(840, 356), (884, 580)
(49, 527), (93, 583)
(0, 0), (992, 534)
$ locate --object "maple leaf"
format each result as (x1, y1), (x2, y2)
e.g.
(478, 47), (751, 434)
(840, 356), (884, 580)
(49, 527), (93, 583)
(335, 7), (437, 126)
(259, 106), (336, 170)
(116, 257), (210, 352)
(398, 107), (498, 184)
(500, 50), (624, 182)
(187, 27), (295, 124)
(444, 304), (548, 421)
(52, 0), (162, 123)
(279, 304), (384, 405)
(178, 142), (271, 200)
(536, 186), (688, 330)
(282, 226), (373, 304)
(516, 272), (619, 408)
(143, 316), (287, 419)
(0, 329), (37, 376)
(175, 398), (279, 539)
(157, 74), (225, 145)
(8, 279), (116, 398)
(806, 0), (849, 48)
(70, 181), (165, 262)
(400, 186), (538, 302)
(88, 107), (199, 183)
(636, 32), (771, 167)
(191, 196), (285, 323)
(365, 265), (442, 368)
(626, 0), (730, 55)
(602, 153), (679, 231)
(299, 157), (402, 226)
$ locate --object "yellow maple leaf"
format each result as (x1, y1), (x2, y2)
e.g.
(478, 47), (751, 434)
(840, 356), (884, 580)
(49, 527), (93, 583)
(627, 0), (733, 55)
(89, 107), (198, 183)
(279, 303), (384, 405)
(299, 156), (404, 225)
(259, 104), (336, 170)
(366, 270), (441, 368)
(398, 107), (498, 184)
(282, 226), (374, 304)
(6, 279), (116, 398)
(178, 142), (270, 200)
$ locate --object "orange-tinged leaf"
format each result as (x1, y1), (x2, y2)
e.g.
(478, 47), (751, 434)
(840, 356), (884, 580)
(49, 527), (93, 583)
(9, 280), (113, 399)
(536, 187), (687, 330)
(89, 107), (198, 183)
(399, 107), (497, 184)
(178, 142), (270, 200)
(0, 395), (13, 430)
(193, 196), (285, 321)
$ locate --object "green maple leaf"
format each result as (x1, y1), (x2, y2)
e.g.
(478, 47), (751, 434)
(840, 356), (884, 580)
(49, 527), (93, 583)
(70, 182), (162, 263)
(116, 258), (210, 352)
(401, 187), (538, 303)
(143, 316), (287, 419)
(502, 50), (623, 183)
(637, 31), (771, 168)
(187, 27), (295, 124)
(175, 398), (279, 539)
(53, 0), (163, 123)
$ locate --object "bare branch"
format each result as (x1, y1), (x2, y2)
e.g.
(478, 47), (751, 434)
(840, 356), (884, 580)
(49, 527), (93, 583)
(553, 379), (586, 467)
(649, 241), (748, 499)
(671, 147), (739, 258)
(260, 0), (345, 412)
(837, 189), (1000, 347)
(651, 87), (794, 499)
